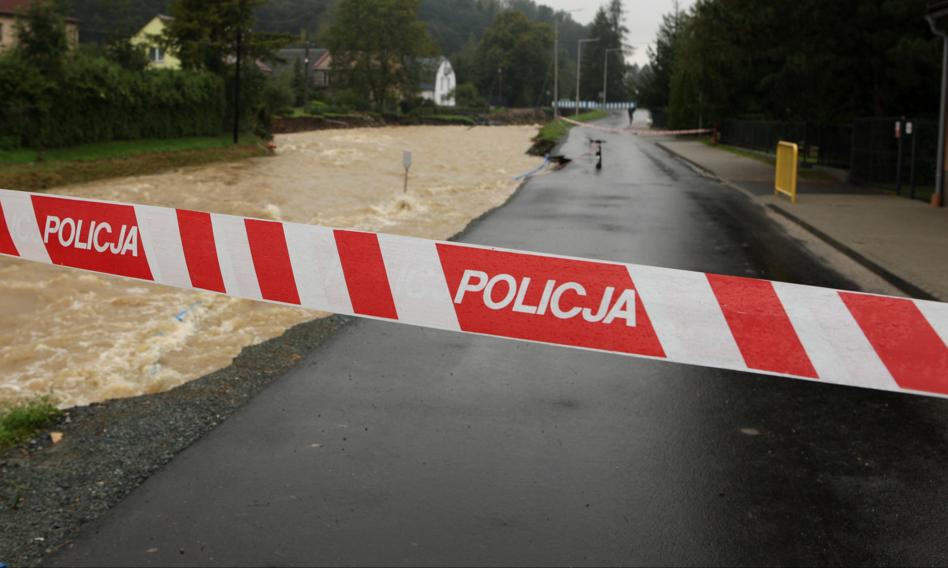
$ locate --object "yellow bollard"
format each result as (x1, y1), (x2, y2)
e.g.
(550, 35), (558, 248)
(775, 141), (799, 203)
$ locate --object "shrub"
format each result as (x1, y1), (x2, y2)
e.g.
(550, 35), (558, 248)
(0, 52), (226, 149)
(306, 100), (330, 115)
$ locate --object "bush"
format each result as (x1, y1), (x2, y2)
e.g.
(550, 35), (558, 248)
(0, 52), (226, 149)
(306, 100), (330, 115)
(262, 75), (296, 117)
(453, 82), (486, 109)
(329, 89), (370, 113)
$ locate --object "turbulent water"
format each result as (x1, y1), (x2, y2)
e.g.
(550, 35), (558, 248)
(0, 125), (542, 407)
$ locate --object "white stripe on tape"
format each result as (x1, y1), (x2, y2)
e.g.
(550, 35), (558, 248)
(774, 281), (897, 390)
(378, 234), (460, 332)
(0, 191), (51, 263)
(210, 213), (262, 301)
(283, 222), (353, 314)
(628, 264), (746, 372)
(135, 205), (191, 289)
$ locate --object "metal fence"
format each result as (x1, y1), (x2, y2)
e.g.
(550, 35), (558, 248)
(719, 120), (851, 168)
(849, 117), (937, 201)
(719, 118), (937, 201)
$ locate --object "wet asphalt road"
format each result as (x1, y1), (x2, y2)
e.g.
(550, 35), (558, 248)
(50, 113), (948, 566)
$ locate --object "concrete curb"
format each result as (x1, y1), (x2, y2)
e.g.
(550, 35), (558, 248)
(765, 204), (939, 301)
(655, 142), (941, 302)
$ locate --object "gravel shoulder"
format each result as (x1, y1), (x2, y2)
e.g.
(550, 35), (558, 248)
(0, 314), (351, 567)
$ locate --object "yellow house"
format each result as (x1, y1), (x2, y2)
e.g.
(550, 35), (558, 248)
(131, 15), (180, 70)
(0, 0), (79, 53)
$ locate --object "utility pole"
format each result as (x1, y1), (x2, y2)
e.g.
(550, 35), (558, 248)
(497, 66), (503, 106)
(576, 37), (599, 116)
(603, 47), (622, 106)
(553, 20), (558, 116)
(233, 26), (242, 144)
(303, 30), (310, 105)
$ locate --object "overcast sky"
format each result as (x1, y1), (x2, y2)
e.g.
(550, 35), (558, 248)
(540, 0), (697, 66)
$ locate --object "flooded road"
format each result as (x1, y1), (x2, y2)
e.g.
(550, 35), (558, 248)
(0, 125), (542, 407)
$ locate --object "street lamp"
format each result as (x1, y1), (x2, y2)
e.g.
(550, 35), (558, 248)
(576, 37), (599, 116)
(602, 47), (623, 106)
(553, 8), (583, 117)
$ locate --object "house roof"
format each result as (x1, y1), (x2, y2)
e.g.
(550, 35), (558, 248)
(0, 0), (79, 21)
(273, 47), (330, 74)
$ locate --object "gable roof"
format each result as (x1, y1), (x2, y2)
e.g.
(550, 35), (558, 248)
(273, 47), (330, 74)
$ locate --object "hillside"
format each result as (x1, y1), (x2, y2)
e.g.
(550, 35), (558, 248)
(70, 0), (588, 58)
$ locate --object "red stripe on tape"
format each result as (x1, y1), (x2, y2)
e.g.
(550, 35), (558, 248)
(176, 210), (225, 293)
(31, 195), (153, 281)
(0, 201), (19, 256)
(245, 219), (301, 305)
(840, 293), (948, 395)
(334, 230), (398, 319)
(436, 243), (665, 357)
(707, 274), (817, 378)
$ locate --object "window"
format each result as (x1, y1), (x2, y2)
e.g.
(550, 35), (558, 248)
(148, 47), (164, 62)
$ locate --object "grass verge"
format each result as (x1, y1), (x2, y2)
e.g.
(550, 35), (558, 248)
(0, 397), (62, 449)
(0, 137), (270, 192)
(698, 138), (837, 182)
(530, 110), (609, 155)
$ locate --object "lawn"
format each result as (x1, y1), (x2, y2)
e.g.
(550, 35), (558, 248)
(0, 136), (255, 166)
(699, 137), (837, 182)
(0, 136), (269, 191)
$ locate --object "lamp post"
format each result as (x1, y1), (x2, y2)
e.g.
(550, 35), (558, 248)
(552, 9), (583, 118)
(603, 47), (622, 106)
(576, 37), (599, 116)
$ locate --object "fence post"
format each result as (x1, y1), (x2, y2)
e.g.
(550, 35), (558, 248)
(909, 121), (918, 199)
(896, 118), (904, 195)
(848, 122), (858, 183)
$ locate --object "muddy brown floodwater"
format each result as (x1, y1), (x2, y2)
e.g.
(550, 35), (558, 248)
(0, 125), (542, 407)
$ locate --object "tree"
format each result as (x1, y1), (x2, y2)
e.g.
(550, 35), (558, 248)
(637, 2), (685, 111)
(326, 0), (435, 109)
(579, 0), (629, 102)
(15, 0), (69, 76)
(474, 10), (552, 107)
(660, 0), (940, 127)
(162, 0), (266, 74)
(105, 39), (150, 72)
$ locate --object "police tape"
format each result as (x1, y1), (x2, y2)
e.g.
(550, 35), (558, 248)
(558, 116), (712, 137)
(0, 188), (946, 399)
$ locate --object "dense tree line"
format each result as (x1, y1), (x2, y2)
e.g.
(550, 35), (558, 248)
(636, 0), (942, 128)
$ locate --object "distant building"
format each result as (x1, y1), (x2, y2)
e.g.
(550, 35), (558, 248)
(0, 0), (79, 53)
(274, 47), (333, 88)
(419, 57), (456, 107)
(131, 15), (179, 70)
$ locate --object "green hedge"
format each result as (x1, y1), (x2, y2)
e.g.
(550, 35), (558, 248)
(0, 54), (226, 149)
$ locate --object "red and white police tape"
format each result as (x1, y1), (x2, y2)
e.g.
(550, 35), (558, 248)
(0, 188), (946, 398)
(558, 116), (713, 137)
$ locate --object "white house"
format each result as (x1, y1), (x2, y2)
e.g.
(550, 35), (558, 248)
(419, 57), (456, 107)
